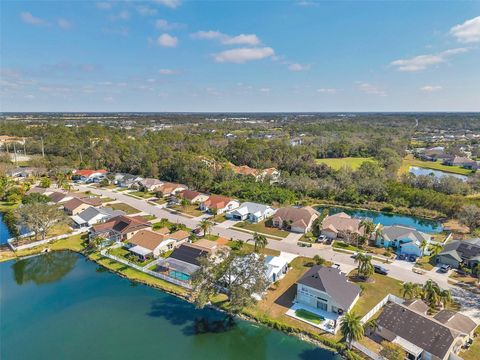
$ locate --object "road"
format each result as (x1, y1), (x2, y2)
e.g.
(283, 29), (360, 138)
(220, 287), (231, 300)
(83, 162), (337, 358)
(78, 185), (480, 320)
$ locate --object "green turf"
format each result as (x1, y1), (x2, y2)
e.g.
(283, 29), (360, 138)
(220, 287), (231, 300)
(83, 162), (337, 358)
(315, 157), (376, 170)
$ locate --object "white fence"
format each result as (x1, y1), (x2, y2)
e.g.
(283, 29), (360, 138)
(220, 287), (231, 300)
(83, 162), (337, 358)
(7, 229), (88, 251)
(352, 341), (385, 360)
(360, 293), (404, 324)
(100, 249), (192, 289)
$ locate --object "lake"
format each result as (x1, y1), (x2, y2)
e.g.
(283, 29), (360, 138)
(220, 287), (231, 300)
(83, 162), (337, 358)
(317, 206), (443, 233)
(0, 213), (12, 244)
(409, 166), (468, 182)
(0, 251), (341, 360)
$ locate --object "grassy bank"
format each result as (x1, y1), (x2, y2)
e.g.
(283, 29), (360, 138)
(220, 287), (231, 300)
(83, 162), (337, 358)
(399, 155), (472, 176)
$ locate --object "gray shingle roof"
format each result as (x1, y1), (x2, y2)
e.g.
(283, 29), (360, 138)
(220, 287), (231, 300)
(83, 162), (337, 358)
(439, 239), (480, 262)
(297, 266), (361, 310)
(382, 225), (430, 244)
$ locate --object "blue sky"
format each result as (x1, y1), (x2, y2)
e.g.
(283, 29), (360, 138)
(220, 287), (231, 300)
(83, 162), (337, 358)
(1, 0), (479, 112)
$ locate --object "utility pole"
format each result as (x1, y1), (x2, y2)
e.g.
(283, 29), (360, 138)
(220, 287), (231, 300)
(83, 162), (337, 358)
(41, 137), (45, 158)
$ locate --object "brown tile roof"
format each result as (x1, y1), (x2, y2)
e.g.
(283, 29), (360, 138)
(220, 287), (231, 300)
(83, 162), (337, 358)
(48, 191), (69, 203)
(321, 212), (364, 236)
(179, 190), (203, 202)
(63, 198), (88, 212)
(202, 195), (233, 210)
(155, 227), (170, 235)
(80, 197), (103, 206)
(92, 215), (150, 235)
(273, 206), (317, 229)
(158, 182), (186, 194)
(128, 230), (167, 251)
(168, 230), (190, 241)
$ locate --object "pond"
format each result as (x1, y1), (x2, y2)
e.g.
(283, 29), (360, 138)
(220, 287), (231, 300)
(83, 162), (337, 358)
(0, 213), (12, 244)
(0, 251), (341, 360)
(409, 166), (468, 182)
(317, 206), (443, 233)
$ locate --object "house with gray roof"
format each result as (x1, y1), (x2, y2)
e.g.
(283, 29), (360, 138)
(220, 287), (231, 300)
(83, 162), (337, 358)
(375, 302), (475, 360)
(376, 224), (432, 257)
(436, 238), (480, 269)
(72, 207), (126, 227)
(226, 202), (276, 223)
(296, 266), (360, 316)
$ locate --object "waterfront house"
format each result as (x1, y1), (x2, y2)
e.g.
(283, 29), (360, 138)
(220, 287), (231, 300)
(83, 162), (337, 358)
(165, 229), (190, 245)
(48, 191), (75, 204)
(26, 186), (54, 196)
(126, 230), (175, 260)
(376, 224), (432, 257)
(63, 197), (103, 216)
(295, 265), (361, 315)
(178, 190), (209, 204)
(271, 206), (318, 234)
(226, 202), (276, 223)
(443, 156), (478, 170)
(375, 302), (476, 360)
(436, 238), (480, 269)
(264, 255), (289, 283)
(320, 212), (365, 239)
(71, 206), (125, 227)
(200, 195), (240, 214)
(89, 215), (151, 243)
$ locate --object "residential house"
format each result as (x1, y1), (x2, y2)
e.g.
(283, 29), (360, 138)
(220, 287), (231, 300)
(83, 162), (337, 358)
(48, 191), (75, 204)
(89, 215), (151, 243)
(137, 178), (163, 192)
(200, 195), (240, 214)
(376, 224), (432, 257)
(231, 164), (281, 182)
(264, 255), (289, 283)
(436, 238), (480, 269)
(126, 230), (175, 260)
(165, 229), (190, 246)
(443, 156), (478, 170)
(271, 206), (318, 234)
(71, 206), (125, 227)
(226, 202), (276, 223)
(155, 243), (210, 284)
(375, 302), (476, 360)
(63, 197), (102, 216)
(417, 147), (449, 162)
(72, 169), (107, 182)
(113, 173), (143, 188)
(156, 182), (188, 197)
(178, 190), (209, 204)
(26, 186), (54, 197)
(186, 239), (228, 255)
(321, 212), (365, 239)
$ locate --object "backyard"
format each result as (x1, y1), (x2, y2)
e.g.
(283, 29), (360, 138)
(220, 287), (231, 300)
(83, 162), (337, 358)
(108, 246), (155, 267)
(234, 220), (289, 238)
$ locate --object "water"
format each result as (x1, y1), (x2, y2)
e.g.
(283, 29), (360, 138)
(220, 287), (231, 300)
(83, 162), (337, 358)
(409, 166), (468, 182)
(318, 206), (442, 233)
(0, 213), (12, 244)
(0, 251), (340, 360)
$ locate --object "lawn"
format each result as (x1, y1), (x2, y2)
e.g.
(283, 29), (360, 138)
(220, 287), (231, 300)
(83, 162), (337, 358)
(295, 309), (324, 324)
(109, 202), (140, 214)
(315, 157), (377, 170)
(227, 241), (280, 256)
(101, 197), (114, 203)
(128, 191), (157, 199)
(170, 204), (203, 217)
(211, 214), (227, 223)
(108, 246), (155, 267)
(399, 155), (472, 176)
(460, 328), (480, 360)
(332, 241), (362, 252)
(415, 256), (435, 271)
(350, 271), (403, 317)
(234, 220), (289, 238)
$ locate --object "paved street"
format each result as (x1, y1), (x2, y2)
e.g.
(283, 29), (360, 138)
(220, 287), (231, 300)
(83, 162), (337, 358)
(78, 185), (480, 321)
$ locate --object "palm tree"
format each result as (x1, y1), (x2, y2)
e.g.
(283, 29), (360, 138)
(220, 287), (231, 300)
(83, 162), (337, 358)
(340, 311), (364, 348)
(402, 282), (416, 299)
(355, 253), (374, 280)
(429, 243), (444, 257)
(199, 219), (213, 236)
(422, 279), (441, 308)
(419, 240), (428, 256)
(360, 219), (375, 239)
(253, 232), (268, 253)
(373, 225), (384, 245)
(439, 289), (452, 308)
(180, 198), (189, 211)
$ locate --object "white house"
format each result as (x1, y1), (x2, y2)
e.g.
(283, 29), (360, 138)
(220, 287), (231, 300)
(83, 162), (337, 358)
(264, 255), (289, 283)
(226, 202), (276, 223)
(126, 230), (176, 260)
(200, 195), (240, 214)
(71, 206), (126, 227)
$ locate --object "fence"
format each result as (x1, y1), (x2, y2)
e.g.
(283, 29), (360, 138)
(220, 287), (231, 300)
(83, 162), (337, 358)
(352, 341), (385, 360)
(7, 229), (88, 251)
(100, 249), (192, 289)
(360, 293), (404, 324)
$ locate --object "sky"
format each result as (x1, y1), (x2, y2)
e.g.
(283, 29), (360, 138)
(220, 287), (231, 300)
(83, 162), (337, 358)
(1, 0), (480, 112)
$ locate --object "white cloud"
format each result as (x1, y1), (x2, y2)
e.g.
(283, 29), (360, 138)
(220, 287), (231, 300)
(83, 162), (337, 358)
(192, 30), (261, 46)
(420, 85), (443, 92)
(356, 82), (386, 96)
(390, 48), (469, 72)
(259, 87), (270, 93)
(450, 16), (480, 43)
(96, 2), (112, 10)
(214, 47), (274, 63)
(111, 10), (130, 21)
(20, 12), (48, 26)
(136, 6), (158, 16)
(154, 0), (181, 9)
(317, 88), (338, 94)
(57, 18), (72, 30)
(159, 68), (178, 75)
(157, 33), (178, 47)
(288, 63), (310, 72)
(155, 19), (183, 30)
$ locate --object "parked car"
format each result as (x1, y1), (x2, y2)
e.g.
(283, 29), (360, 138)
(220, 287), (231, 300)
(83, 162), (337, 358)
(439, 264), (451, 273)
(317, 235), (327, 243)
(374, 265), (389, 275)
(397, 254), (406, 260)
(408, 255), (417, 262)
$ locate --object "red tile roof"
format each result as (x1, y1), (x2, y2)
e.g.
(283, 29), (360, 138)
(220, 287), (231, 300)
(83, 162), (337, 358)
(74, 169), (107, 177)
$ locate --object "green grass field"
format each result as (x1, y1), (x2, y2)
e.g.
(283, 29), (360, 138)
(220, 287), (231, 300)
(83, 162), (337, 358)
(315, 157), (376, 170)
(399, 155), (472, 176)
(234, 220), (289, 238)
(109, 202), (140, 214)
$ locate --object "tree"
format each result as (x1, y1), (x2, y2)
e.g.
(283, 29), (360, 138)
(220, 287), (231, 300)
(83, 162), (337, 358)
(21, 193), (50, 204)
(39, 177), (51, 188)
(429, 243), (444, 257)
(355, 253), (374, 280)
(15, 202), (67, 240)
(458, 205), (480, 233)
(340, 311), (364, 348)
(253, 232), (267, 253)
(379, 341), (406, 360)
(419, 239), (428, 256)
(313, 254), (325, 266)
(199, 219), (213, 236)
(359, 219), (375, 240)
(401, 282), (420, 299)
(191, 249), (269, 314)
(180, 198), (189, 211)
(373, 225), (384, 244)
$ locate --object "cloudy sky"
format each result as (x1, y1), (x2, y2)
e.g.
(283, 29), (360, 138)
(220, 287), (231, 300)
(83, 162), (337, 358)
(1, 1), (479, 112)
